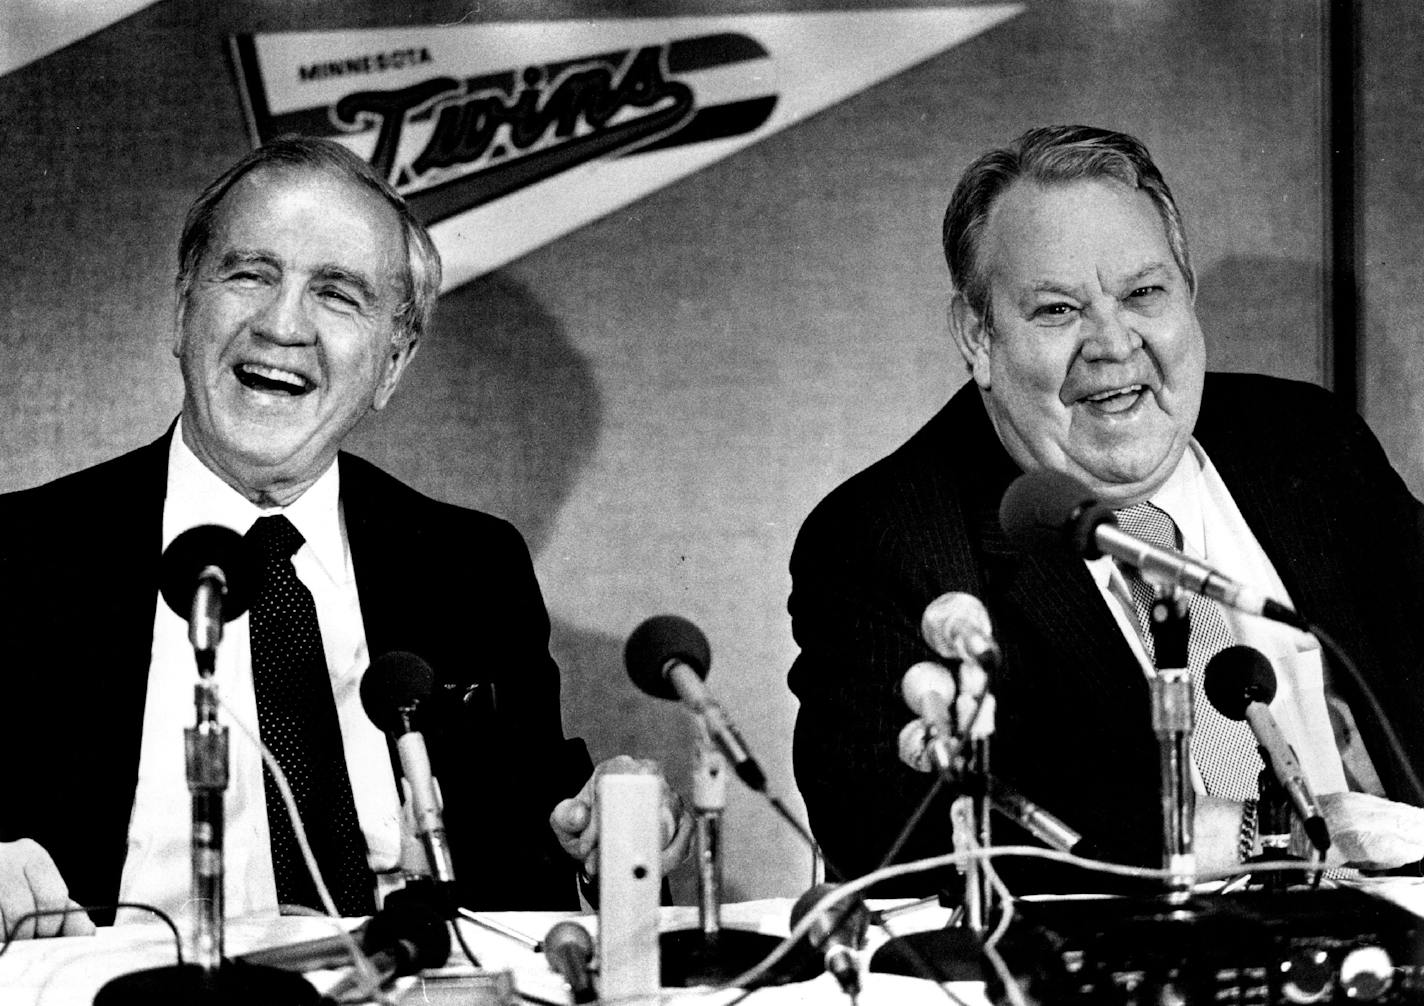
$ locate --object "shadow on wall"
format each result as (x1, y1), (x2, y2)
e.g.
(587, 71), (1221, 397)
(348, 271), (705, 900)
(1194, 255), (1324, 381)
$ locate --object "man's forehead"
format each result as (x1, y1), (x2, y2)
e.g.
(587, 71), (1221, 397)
(206, 165), (406, 285)
(981, 178), (1175, 287)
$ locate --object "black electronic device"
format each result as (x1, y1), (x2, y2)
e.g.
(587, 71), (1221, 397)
(991, 887), (1424, 1004)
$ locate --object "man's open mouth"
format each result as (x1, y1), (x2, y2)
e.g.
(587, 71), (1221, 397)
(234, 363), (314, 396)
(1080, 384), (1146, 412)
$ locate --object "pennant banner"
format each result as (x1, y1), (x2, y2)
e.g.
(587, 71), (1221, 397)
(232, 7), (1021, 289)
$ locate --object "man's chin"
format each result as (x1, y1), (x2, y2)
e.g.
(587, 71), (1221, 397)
(1064, 447), (1187, 507)
(199, 426), (327, 493)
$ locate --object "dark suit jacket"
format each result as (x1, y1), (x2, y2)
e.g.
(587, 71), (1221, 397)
(0, 431), (593, 921)
(789, 373), (1424, 894)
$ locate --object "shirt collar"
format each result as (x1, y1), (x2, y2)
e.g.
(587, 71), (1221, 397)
(166, 418), (344, 579)
(1144, 441), (1208, 558)
(1083, 441), (1208, 590)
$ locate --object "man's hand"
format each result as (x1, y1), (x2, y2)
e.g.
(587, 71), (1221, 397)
(0, 839), (95, 940)
(1320, 791), (1424, 870)
(549, 756), (692, 877)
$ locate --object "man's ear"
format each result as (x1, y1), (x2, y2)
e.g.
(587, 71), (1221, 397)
(372, 335), (420, 411)
(171, 281), (188, 359)
(949, 294), (991, 390)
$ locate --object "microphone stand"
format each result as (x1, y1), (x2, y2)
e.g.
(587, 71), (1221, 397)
(189, 659), (228, 971)
(1145, 585), (1197, 900)
(871, 676), (998, 985)
(659, 720), (785, 987)
(955, 690), (995, 936)
(96, 624), (318, 1004)
(1245, 763), (1308, 893)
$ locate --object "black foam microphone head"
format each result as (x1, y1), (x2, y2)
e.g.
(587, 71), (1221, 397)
(361, 651), (436, 735)
(543, 920), (596, 1003)
(1203, 644), (1278, 721)
(999, 471), (1117, 558)
(160, 524), (257, 622)
(624, 614), (711, 700)
(790, 882), (870, 949)
(362, 889), (451, 974)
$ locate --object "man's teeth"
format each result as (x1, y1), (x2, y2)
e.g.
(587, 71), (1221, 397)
(236, 363), (312, 393)
(1085, 384), (1144, 403)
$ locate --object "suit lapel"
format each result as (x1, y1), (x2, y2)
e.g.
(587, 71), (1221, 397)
(1196, 387), (1351, 633)
(980, 504), (1149, 708)
(941, 390), (1148, 709)
(69, 430), (170, 908)
(96, 433), (170, 755)
(339, 454), (405, 664)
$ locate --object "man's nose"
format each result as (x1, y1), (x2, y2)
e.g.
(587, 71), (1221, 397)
(1081, 304), (1142, 360)
(252, 284), (316, 344)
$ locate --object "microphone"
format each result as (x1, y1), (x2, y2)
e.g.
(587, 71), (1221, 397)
(921, 592), (1001, 672)
(790, 883), (869, 1000)
(160, 524), (257, 657)
(989, 778), (1092, 857)
(900, 661), (958, 773)
(625, 615), (767, 791)
(319, 890), (452, 1000)
(543, 920), (596, 1004)
(1203, 645), (1330, 853)
(999, 471), (1307, 630)
(895, 715), (1090, 856)
(237, 885), (450, 973)
(361, 651), (457, 888)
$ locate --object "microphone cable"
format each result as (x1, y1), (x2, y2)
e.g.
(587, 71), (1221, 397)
(877, 686), (991, 878)
(448, 911), (483, 975)
(0, 902), (181, 960)
(782, 683), (998, 1006)
(1306, 621), (1424, 805)
(214, 690), (387, 1003)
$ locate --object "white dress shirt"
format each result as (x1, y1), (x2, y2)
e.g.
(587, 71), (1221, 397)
(116, 422), (403, 924)
(1085, 440), (1382, 798)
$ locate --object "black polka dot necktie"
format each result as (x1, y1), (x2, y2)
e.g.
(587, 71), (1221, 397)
(1114, 502), (1261, 802)
(247, 514), (375, 917)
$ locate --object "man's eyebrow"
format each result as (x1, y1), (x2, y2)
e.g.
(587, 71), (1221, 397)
(312, 264), (380, 305)
(214, 248), (280, 271)
(1016, 278), (1084, 302)
(1122, 261), (1174, 285)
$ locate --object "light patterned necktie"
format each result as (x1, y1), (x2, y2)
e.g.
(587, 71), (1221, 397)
(1114, 502), (1261, 802)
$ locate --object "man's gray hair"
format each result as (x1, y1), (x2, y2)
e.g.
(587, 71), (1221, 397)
(176, 135), (442, 347)
(942, 125), (1194, 329)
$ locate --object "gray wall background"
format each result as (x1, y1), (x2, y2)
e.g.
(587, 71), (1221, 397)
(2, 1), (1419, 901)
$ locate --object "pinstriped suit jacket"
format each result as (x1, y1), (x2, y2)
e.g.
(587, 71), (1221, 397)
(789, 373), (1424, 893)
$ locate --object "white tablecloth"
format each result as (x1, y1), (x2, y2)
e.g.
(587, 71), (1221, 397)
(0, 898), (978, 1005)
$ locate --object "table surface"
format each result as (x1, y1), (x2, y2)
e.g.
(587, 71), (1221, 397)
(10, 879), (1424, 1006)
(0, 898), (980, 1005)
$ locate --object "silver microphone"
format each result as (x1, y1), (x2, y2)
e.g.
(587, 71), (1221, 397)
(921, 591), (1001, 671)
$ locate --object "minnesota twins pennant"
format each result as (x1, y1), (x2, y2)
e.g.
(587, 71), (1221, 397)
(230, 7), (1021, 288)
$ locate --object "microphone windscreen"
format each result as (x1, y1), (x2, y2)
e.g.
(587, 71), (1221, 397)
(901, 661), (956, 719)
(624, 615), (710, 700)
(544, 919), (593, 958)
(361, 651), (436, 734)
(999, 471), (1116, 557)
(921, 591), (994, 662)
(362, 888), (450, 974)
(1203, 644), (1278, 721)
(544, 921), (595, 1003)
(789, 882), (835, 933)
(160, 524), (257, 622)
(790, 883), (869, 948)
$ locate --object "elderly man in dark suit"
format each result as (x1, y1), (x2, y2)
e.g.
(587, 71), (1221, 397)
(0, 137), (685, 938)
(789, 125), (1424, 893)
